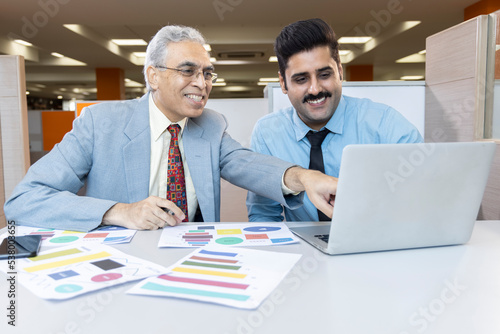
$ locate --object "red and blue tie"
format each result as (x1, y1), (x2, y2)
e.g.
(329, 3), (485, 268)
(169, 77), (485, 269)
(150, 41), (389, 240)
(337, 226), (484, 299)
(167, 124), (188, 222)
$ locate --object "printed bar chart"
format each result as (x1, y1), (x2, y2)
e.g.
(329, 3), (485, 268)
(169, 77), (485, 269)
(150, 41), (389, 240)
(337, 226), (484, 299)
(128, 246), (301, 309)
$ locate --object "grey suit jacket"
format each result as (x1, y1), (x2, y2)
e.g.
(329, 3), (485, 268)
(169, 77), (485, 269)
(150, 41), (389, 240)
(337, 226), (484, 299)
(4, 94), (302, 231)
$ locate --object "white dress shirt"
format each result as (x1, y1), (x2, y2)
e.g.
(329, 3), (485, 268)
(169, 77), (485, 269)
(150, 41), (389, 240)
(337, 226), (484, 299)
(148, 94), (198, 221)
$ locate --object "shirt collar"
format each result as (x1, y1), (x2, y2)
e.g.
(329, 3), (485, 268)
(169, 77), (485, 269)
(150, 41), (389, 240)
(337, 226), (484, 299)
(291, 95), (347, 141)
(149, 93), (187, 141)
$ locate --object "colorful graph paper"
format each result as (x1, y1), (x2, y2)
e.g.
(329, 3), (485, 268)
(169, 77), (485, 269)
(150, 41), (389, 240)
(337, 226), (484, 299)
(158, 222), (299, 248)
(128, 247), (301, 309)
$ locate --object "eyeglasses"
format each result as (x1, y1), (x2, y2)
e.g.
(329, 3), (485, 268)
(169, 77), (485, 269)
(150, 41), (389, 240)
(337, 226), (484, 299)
(155, 66), (218, 83)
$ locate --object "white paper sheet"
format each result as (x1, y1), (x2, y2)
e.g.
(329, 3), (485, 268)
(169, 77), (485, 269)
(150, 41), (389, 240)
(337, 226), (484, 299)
(158, 222), (299, 248)
(127, 246), (301, 309)
(0, 244), (167, 300)
(9, 225), (137, 249)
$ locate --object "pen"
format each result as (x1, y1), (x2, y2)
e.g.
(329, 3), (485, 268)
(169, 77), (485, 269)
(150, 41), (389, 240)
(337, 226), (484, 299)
(162, 207), (175, 216)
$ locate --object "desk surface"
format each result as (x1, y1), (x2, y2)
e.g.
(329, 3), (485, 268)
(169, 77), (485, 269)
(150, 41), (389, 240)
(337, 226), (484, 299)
(1, 220), (500, 334)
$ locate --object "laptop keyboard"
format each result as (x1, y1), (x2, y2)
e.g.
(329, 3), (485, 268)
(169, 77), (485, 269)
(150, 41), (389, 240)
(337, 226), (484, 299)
(315, 234), (330, 243)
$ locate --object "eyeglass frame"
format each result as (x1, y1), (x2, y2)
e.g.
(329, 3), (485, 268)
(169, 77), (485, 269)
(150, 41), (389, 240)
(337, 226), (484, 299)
(155, 65), (218, 84)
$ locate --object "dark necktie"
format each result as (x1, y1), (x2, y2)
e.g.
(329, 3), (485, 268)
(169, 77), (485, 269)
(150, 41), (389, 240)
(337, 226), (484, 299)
(167, 124), (188, 222)
(306, 129), (330, 221)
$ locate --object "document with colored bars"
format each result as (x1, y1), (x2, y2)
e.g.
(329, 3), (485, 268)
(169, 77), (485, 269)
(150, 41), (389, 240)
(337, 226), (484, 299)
(128, 246), (301, 309)
(0, 244), (168, 300)
(158, 222), (299, 248)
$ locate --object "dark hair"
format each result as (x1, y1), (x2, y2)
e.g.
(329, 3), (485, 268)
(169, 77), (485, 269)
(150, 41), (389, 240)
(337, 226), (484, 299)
(274, 18), (340, 86)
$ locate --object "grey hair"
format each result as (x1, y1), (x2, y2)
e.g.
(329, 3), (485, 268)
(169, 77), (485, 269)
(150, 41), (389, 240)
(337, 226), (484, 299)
(143, 25), (206, 91)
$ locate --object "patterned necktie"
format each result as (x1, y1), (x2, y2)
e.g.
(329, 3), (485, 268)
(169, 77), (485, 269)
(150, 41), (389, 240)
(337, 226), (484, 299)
(306, 129), (330, 221)
(167, 124), (188, 222)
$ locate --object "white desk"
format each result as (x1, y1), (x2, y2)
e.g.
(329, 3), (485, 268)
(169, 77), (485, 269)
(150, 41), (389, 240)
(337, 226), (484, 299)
(1, 221), (500, 334)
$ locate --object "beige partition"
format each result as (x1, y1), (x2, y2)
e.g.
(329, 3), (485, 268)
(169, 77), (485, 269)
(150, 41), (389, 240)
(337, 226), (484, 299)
(0, 55), (30, 227)
(425, 15), (500, 220)
(0, 117), (5, 228)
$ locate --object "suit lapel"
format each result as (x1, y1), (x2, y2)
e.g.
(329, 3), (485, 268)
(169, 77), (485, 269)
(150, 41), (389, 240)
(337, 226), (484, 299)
(184, 118), (215, 222)
(123, 95), (151, 203)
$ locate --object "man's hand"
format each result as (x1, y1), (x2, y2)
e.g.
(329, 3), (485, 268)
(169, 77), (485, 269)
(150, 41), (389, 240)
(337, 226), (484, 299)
(284, 167), (337, 218)
(102, 196), (185, 230)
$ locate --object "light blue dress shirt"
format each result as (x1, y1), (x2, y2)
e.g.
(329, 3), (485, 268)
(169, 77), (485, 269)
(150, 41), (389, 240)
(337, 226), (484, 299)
(247, 95), (424, 222)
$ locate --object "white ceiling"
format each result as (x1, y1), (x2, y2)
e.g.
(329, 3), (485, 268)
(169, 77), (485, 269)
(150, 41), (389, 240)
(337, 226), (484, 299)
(0, 0), (479, 100)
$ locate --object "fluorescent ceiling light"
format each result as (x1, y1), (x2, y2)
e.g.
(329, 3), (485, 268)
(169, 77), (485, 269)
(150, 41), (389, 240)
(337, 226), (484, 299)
(259, 78), (279, 82)
(211, 60), (254, 65)
(26, 91), (30, 95)
(212, 82), (227, 86)
(396, 53), (426, 63)
(133, 52), (146, 57)
(216, 78), (225, 83)
(210, 57), (217, 62)
(339, 50), (351, 56)
(258, 82), (270, 86)
(338, 36), (372, 44)
(400, 75), (424, 80)
(269, 56), (278, 62)
(204, 44), (211, 52)
(418, 50), (426, 55)
(51, 52), (64, 58)
(57, 95), (63, 99)
(14, 39), (33, 46)
(111, 39), (147, 46)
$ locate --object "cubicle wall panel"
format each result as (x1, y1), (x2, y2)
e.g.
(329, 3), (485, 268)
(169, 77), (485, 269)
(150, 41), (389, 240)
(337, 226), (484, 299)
(425, 78), (477, 142)
(425, 15), (500, 220)
(480, 148), (500, 220)
(0, 118), (4, 228)
(0, 56), (30, 204)
(425, 19), (479, 86)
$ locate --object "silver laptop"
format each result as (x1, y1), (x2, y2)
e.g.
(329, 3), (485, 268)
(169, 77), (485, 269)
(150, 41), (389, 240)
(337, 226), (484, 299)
(288, 142), (496, 255)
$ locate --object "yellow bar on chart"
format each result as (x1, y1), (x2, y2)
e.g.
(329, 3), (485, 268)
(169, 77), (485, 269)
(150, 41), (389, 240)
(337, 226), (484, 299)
(172, 267), (247, 279)
(24, 251), (112, 272)
(29, 248), (83, 262)
(217, 229), (242, 235)
(62, 230), (85, 234)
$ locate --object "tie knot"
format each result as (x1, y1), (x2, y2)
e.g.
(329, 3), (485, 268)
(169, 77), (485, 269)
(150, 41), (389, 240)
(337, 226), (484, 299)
(306, 129), (329, 147)
(168, 124), (181, 138)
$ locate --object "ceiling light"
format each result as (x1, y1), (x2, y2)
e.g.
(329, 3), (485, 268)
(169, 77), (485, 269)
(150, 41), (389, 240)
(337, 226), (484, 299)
(269, 56), (278, 62)
(14, 39), (33, 46)
(51, 52), (64, 58)
(216, 78), (225, 83)
(339, 50), (351, 56)
(26, 91), (30, 95)
(258, 82), (270, 86)
(204, 44), (212, 52)
(396, 53), (426, 63)
(400, 75), (424, 80)
(210, 57), (217, 63)
(212, 82), (227, 87)
(418, 50), (426, 55)
(111, 39), (147, 46)
(133, 52), (146, 57)
(338, 36), (372, 44)
(57, 95), (63, 99)
(259, 78), (279, 82)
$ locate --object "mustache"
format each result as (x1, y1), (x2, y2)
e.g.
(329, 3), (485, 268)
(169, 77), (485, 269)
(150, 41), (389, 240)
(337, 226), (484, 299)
(302, 91), (332, 103)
